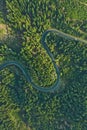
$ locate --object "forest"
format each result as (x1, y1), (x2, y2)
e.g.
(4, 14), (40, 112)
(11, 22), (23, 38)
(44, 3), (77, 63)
(0, 0), (87, 130)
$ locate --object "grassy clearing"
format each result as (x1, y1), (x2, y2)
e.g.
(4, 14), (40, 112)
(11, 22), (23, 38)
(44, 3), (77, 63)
(0, 23), (8, 39)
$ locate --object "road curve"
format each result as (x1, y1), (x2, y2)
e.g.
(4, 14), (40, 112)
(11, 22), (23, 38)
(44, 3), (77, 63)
(0, 29), (87, 92)
(41, 29), (87, 44)
(0, 61), (60, 92)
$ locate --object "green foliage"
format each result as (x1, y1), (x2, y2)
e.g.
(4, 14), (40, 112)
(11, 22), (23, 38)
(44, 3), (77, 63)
(0, 0), (87, 130)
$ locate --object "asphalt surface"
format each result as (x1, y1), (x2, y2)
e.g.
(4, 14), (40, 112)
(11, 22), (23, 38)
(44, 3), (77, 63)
(0, 29), (87, 92)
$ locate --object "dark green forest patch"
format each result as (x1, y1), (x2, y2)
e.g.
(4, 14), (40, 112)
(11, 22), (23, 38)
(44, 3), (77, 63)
(0, 0), (87, 130)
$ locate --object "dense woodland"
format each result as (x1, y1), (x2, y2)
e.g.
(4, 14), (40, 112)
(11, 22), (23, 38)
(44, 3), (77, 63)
(0, 0), (87, 130)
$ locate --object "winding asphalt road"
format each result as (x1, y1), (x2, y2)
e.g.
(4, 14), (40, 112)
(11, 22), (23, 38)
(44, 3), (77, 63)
(0, 29), (87, 92)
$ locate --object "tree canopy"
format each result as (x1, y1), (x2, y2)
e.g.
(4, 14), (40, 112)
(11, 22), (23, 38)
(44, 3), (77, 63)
(0, 0), (87, 129)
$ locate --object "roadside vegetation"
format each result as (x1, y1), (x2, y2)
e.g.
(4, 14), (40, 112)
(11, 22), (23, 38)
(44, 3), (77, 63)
(0, 0), (87, 130)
